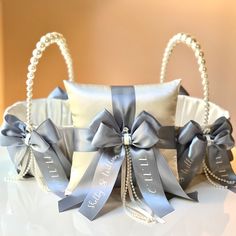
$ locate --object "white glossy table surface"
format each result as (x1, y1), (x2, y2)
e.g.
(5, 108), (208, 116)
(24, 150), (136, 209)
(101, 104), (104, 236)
(0, 147), (236, 236)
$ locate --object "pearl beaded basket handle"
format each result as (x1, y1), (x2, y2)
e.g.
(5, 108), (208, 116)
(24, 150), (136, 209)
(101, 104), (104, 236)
(26, 32), (74, 131)
(160, 33), (210, 127)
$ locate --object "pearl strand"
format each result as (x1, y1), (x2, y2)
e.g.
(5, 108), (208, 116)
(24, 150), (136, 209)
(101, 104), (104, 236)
(160, 32), (209, 127)
(122, 146), (158, 224)
(33, 158), (50, 192)
(126, 147), (142, 203)
(202, 132), (235, 188)
(122, 146), (145, 221)
(26, 32), (74, 130)
(20, 148), (33, 178)
(203, 160), (235, 189)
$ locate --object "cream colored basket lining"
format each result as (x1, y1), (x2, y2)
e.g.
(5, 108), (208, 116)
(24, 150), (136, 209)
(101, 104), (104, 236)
(176, 95), (230, 127)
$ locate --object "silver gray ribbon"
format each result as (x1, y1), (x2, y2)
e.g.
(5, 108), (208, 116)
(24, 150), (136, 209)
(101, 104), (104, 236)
(59, 109), (196, 220)
(0, 114), (71, 197)
(178, 116), (236, 189)
(47, 86), (68, 100)
(179, 85), (190, 96)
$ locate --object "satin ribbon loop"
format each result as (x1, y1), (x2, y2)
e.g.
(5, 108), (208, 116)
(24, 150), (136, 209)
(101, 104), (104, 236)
(178, 120), (203, 146)
(206, 117), (234, 151)
(27, 130), (50, 153)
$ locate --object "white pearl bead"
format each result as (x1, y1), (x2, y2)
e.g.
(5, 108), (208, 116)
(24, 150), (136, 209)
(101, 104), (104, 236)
(32, 49), (42, 58)
(40, 36), (50, 46)
(28, 64), (36, 72)
(27, 72), (34, 79)
(30, 57), (38, 65)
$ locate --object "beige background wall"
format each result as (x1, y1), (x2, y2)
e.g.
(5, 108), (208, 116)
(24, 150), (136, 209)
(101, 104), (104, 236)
(0, 0), (4, 117)
(1, 0), (236, 135)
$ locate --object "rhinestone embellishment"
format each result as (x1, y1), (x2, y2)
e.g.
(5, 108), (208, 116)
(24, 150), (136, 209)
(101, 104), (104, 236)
(122, 127), (132, 146)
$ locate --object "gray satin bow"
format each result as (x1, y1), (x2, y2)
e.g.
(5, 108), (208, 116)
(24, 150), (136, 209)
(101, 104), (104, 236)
(89, 109), (172, 149)
(178, 116), (236, 189)
(1, 114), (55, 153)
(59, 109), (196, 221)
(0, 114), (71, 197)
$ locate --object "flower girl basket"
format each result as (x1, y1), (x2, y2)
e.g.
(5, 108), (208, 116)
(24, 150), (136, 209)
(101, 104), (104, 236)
(160, 33), (236, 188)
(1, 32), (74, 191)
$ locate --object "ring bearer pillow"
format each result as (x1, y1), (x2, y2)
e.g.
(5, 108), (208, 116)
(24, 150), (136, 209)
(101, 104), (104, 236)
(64, 79), (181, 194)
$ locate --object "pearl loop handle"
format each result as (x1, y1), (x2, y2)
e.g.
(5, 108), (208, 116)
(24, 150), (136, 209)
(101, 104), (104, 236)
(160, 33), (210, 126)
(26, 32), (74, 130)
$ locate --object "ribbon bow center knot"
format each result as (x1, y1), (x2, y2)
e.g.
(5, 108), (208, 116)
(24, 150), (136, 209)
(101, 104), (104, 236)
(205, 134), (214, 146)
(24, 132), (32, 146)
(122, 127), (132, 146)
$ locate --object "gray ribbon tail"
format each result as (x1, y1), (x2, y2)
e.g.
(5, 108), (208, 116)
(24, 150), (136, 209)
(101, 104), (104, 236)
(207, 145), (236, 187)
(79, 147), (125, 220)
(32, 119), (71, 193)
(58, 151), (101, 212)
(33, 148), (69, 197)
(178, 137), (207, 189)
(131, 148), (174, 218)
(229, 186), (236, 193)
(154, 148), (198, 201)
(52, 143), (71, 178)
(204, 117), (236, 188)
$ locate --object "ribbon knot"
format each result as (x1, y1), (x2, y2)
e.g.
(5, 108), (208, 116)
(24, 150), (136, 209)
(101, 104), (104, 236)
(122, 127), (132, 146)
(205, 134), (214, 146)
(24, 132), (32, 146)
(178, 116), (236, 189)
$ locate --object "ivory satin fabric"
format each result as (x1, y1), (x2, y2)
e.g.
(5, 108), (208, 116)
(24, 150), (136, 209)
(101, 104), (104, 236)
(64, 79), (181, 194)
(175, 95), (230, 127)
